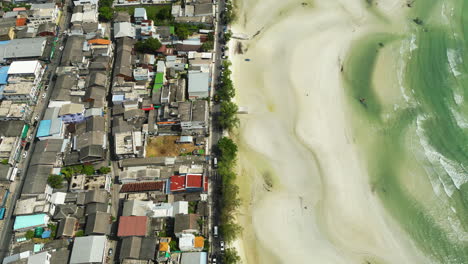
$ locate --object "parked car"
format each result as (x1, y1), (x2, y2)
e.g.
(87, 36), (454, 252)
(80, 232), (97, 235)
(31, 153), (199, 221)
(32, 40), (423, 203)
(213, 157), (218, 168)
(22, 151), (28, 159)
(212, 257), (217, 263)
(220, 241), (225, 251)
(42, 93), (46, 99)
(213, 226), (218, 237)
(108, 248), (113, 256)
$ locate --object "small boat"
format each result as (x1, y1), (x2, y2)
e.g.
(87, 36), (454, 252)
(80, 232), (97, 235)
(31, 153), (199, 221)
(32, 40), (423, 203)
(245, 58), (251, 61)
(359, 97), (367, 107)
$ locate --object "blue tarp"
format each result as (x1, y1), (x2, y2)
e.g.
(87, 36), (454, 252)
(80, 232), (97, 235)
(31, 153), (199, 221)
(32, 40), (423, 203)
(0, 66), (9, 85)
(36, 120), (52, 137)
(41, 230), (51, 238)
(112, 94), (124, 102)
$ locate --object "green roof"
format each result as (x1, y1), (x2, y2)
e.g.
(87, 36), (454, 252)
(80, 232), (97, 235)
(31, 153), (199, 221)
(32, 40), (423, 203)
(14, 214), (48, 230)
(153, 83), (163, 92)
(170, 26), (175, 35)
(155, 72), (164, 84)
(21, 124), (29, 139)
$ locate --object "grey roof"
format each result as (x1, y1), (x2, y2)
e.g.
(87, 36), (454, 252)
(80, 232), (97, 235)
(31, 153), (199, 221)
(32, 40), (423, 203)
(84, 190), (108, 204)
(87, 71), (107, 88)
(114, 37), (135, 78)
(181, 252), (208, 264)
(174, 214), (200, 234)
(114, 22), (135, 38)
(188, 71), (209, 94)
(85, 202), (108, 215)
(63, 152), (80, 166)
(155, 26), (171, 38)
(120, 237), (156, 260)
(85, 212), (110, 235)
(0, 37), (47, 63)
(37, 22), (56, 34)
(134, 8), (147, 18)
(22, 165), (53, 195)
(191, 100), (208, 122)
(61, 35), (85, 66)
(34, 139), (64, 153)
(56, 216), (77, 237)
(194, 3), (213, 16)
(76, 131), (105, 150)
(0, 121), (24, 137)
(84, 86), (106, 101)
(53, 204), (85, 220)
(51, 74), (77, 101)
(50, 249), (71, 264)
(0, 164), (11, 182)
(70, 236), (107, 264)
(87, 116), (106, 132)
(79, 145), (105, 162)
(29, 152), (57, 166)
(124, 109), (146, 120)
(82, 22), (98, 34)
(114, 11), (131, 23)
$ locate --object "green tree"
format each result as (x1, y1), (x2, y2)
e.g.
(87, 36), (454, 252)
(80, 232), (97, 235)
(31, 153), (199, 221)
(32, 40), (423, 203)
(224, 30), (233, 42)
(75, 230), (84, 237)
(218, 79), (235, 101)
(83, 165), (95, 176)
(217, 137), (238, 163)
(1, 159), (8, 165)
(98, 6), (113, 21)
(219, 101), (240, 131)
(200, 41), (214, 52)
(25, 230), (34, 239)
(135, 38), (163, 54)
(169, 240), (179, 251)
(47, 174), (64, 189)
(223, 248), (241, 264)
(98, 166), (111, 174)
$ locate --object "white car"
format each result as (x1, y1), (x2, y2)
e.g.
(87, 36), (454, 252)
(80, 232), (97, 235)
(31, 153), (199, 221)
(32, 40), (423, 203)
(42, 93), (46, 99)
(59, 46), (64, 51)
(220, 241), (225, 251)
(22, 151), (28, 159)
(212, 257), (217, 263)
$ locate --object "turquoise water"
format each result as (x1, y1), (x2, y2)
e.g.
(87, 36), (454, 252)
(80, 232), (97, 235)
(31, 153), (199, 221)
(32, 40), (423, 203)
(345, 1), (468, 263)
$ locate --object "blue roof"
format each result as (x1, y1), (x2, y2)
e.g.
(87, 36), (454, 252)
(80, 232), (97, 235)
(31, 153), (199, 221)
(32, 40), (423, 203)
(0, 66), (8, 85)
(37, 120), (52, 137)
(112, 94), (124, 102)
(41, 230), (51, 238)
(0, 41), (10, 45)
(14, 214), (48, 230)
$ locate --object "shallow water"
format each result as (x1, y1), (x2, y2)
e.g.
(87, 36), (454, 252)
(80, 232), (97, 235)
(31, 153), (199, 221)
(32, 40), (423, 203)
(345, 0), (468, 262)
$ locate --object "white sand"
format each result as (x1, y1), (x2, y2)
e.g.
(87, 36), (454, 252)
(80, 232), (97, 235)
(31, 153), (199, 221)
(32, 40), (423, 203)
(230, 0), (432, 263)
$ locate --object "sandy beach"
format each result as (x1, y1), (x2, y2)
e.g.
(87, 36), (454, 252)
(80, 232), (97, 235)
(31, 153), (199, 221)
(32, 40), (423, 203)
(230, 1), (436, 263)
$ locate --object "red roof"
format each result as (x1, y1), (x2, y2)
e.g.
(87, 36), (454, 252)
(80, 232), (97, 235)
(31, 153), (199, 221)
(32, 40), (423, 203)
(186, 174), (203, 189)
(117, 216), (148, 236)
(13, 7), (26, 11)
(16, 18), (27, 27)
(156, 45), (167, 53)
(120, 181), (165, 193)
(204, 175), (208, 192)
(170, 175), (186, 192)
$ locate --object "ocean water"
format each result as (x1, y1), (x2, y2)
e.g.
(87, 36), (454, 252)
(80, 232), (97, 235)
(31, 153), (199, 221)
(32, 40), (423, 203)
(344, 0), (468, 263)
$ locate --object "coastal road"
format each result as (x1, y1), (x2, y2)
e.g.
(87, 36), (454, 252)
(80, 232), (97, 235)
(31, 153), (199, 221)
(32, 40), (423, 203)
(0, 0), (73, 260)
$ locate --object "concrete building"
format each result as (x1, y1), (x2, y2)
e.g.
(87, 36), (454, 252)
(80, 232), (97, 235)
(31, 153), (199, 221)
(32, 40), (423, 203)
(187, 71), (209, 99)
(114, 22), (136, 39)
(134, 8), (147, 24)
(70, 236), (107, 264)
(58, 103), (85, 123)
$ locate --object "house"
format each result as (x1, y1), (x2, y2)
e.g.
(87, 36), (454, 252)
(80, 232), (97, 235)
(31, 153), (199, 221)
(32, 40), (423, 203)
(114, 37), (135, 81)
(181, 252), (208, 264)
(119, 168), (160, 183)
(134, 8), (147, 24)
(56, 216), (78, 238)
(29, 3), (60, 28)
(13, 196), (53, 216)
(61, 35), (86, 67)
(53, 204), (84, 221)
(8, 60), (43, 80)
(27, 251), (52, 264)
(187, 71), (209, 99)
(84, 190), (108, 204)
(117, 216), (148, 237)
(13, 214), (50, 232)
(0, 27), (15, 40)
(114, 22), (136, 39)
(119, 236), (156, 261)
(114, 11), (131, 23)
(174, 214), (200, 237)
(21, 165), (53, 198)
(133, 67), (150, 81)
(69, 236), (107, 264)
(114, 131), (144, 159)
(179, 234), (204, 252)
(37, 22), (56, 36)
(58, 103), (85, 123)
(122, 200), (188, 218)
(180, 100), (208, 135)
(140, 20), (155, 40)
(85, 212), (111, 235)
(73, 0), (99, 5)
(36, 108), (65, 140)
(0, 37), (47, 63)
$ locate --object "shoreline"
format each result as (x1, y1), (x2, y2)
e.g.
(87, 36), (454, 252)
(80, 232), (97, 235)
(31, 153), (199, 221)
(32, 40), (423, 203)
(230, 1), (432, 263)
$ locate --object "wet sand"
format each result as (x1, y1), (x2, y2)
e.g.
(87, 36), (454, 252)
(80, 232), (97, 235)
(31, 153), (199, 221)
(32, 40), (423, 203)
(230, 1), (432, 263)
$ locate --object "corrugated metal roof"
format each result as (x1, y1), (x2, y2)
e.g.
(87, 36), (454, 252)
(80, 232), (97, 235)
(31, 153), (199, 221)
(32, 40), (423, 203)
(117, 216), (148, 237)
(13, 214), (49, 230)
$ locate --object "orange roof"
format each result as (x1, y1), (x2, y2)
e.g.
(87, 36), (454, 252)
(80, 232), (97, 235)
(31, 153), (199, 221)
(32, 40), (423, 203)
(159, 242), (169, 252)
(194, 236), (204, 248)
(16, 18), (27, 27)
(88, 39), (111, 45)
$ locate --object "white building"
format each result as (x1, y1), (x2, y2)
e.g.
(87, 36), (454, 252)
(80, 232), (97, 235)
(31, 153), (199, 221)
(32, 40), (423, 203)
(29, 3), (60, 28)
(8, 60), (43, 81)
(187, 71), (209, 99)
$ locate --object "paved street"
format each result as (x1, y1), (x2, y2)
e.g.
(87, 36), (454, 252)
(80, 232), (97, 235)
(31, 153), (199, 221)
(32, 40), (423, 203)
(0, 0), (73, 260)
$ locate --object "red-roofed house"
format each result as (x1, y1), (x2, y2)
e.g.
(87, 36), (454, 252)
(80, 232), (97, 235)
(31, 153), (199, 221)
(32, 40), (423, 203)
(170, 175), (186, 192)
(117, 216), (148, 237)
(16, 18), (27, 27)
(170, 174), (207, 193)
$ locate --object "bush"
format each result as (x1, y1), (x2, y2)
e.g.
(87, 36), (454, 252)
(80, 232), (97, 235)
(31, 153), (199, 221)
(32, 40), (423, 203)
(98, 6), (113, 21)
(47, 174), (64, 189)
(25, 230), (34, 239)
(83, 165), (95, 176)
(135, 38), (163, 54)
(98, 166), (111, 174)
(201, 41), (214, 52)
(219, 101), (240, 131)
(223, 248), (241, 264)
(169, 240), (179, 251)
(75, 230), (84, 237)
(1, 159), (8, 165)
